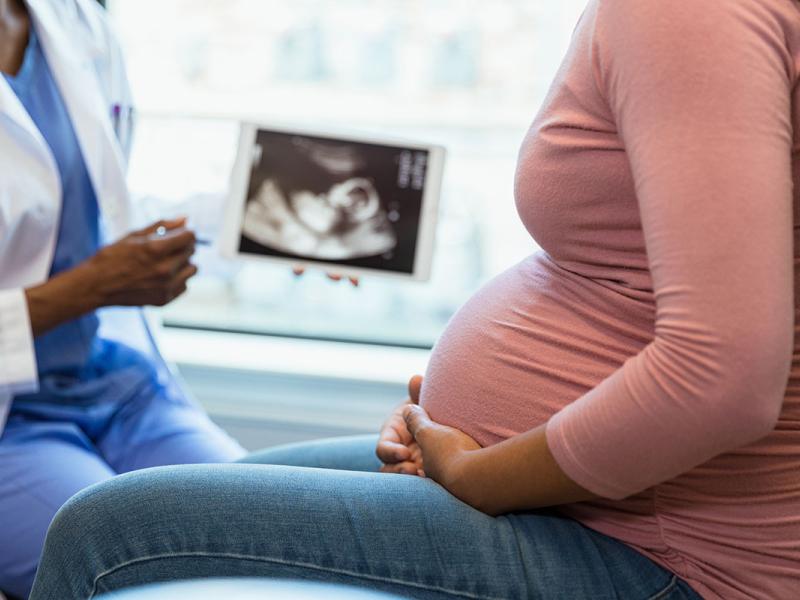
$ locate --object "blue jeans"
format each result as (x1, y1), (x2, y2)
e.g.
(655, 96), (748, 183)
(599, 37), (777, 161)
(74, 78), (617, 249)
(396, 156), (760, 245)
(30, 435), (702, 600)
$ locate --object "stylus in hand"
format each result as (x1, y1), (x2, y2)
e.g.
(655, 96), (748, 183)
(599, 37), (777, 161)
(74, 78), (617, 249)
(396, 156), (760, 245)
(155, 225), (211, 246)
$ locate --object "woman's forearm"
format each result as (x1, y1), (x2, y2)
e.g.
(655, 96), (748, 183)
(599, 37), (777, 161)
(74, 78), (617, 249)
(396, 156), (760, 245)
(24, 264), (101, 337)
(458, 425), (595, 516)
(402, 400), (596, 516)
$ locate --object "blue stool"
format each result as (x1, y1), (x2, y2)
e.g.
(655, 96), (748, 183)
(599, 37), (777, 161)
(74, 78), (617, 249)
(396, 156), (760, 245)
(96, 578), (408, 599)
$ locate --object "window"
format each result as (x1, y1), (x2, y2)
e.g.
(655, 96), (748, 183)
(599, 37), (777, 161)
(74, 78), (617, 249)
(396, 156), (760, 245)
(106, 0), (588, 348)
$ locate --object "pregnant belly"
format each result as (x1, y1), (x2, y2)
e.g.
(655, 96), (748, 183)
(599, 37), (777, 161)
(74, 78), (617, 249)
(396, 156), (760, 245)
(420, 252), (655, 448)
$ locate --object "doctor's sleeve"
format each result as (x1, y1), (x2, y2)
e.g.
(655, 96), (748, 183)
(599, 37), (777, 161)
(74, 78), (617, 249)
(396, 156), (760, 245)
(0, 288), (38, 395)
(545, 0), (795, 500)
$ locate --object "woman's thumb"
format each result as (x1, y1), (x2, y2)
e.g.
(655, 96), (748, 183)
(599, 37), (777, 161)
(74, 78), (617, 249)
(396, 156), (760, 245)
(408, 375), (423, 405)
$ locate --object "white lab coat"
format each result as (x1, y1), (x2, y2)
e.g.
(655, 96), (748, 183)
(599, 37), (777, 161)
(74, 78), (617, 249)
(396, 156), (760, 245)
(0, 0), (171, 434)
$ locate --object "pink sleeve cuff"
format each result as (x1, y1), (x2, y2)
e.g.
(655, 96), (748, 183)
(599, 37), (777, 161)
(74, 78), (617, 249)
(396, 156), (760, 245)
(546, 408), (632, 501)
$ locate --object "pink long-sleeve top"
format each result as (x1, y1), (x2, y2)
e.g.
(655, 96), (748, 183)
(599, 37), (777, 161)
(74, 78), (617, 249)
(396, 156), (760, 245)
(419, 1), (800, 598)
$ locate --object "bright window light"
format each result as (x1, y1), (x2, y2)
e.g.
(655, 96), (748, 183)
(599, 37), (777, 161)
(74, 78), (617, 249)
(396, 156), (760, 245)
(106, 0), (588, 347)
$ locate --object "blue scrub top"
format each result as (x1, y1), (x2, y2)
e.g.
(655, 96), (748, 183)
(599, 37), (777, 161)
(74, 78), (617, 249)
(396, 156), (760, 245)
(4, 26), (156, 402)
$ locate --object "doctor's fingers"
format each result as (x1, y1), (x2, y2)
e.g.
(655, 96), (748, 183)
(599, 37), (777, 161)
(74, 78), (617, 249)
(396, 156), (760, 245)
(143, 227), (196, 257)
(153, 246), (196, 278)
(176, 262), (199, 280)
(141, 262), (197, 306)
(136, 217), (188, 236)
(170, 262), (199, 292)
(152, 263), (198, 306)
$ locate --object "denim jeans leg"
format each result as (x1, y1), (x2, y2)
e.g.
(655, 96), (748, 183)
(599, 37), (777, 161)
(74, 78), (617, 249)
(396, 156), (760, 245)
(30, 438), (702, 600)
(238, 434), (382, 472)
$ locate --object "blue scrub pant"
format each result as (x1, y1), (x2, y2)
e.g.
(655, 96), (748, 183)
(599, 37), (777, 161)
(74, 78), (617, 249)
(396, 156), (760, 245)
(0, 375), (245, 599)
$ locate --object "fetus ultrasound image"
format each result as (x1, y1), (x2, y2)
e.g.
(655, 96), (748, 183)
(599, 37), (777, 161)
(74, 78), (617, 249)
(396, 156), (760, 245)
(239, 129), (430, 274)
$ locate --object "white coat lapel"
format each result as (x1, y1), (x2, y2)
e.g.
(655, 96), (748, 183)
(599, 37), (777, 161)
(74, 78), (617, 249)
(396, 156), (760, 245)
(26, 0), (132, 240)
(0, 76), (61, 193)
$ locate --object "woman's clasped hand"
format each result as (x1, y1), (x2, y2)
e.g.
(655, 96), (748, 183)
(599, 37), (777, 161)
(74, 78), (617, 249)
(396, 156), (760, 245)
(376, 374), (485, 510)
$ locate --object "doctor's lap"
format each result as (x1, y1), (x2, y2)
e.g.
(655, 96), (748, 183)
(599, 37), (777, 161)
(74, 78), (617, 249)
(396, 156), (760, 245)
(0, 346), (244, 598)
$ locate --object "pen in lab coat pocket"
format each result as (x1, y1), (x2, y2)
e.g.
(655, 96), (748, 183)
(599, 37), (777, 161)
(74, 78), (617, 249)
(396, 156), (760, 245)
(111, 103), (134, 153)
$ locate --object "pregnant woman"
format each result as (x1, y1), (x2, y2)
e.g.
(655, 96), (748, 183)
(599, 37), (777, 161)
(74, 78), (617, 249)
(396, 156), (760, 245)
(30, 1), (800, 599)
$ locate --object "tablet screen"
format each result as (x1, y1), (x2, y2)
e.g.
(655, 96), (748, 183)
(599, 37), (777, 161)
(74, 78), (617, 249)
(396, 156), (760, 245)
(223, 124), (444, 280)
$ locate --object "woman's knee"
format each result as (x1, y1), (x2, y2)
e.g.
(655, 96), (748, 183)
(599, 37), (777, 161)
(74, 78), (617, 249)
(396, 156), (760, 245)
(34, 466), (223, 598)
(32, 478), (132, 599)
(42, 466), (187, 563)
(43, 475), (129, 555)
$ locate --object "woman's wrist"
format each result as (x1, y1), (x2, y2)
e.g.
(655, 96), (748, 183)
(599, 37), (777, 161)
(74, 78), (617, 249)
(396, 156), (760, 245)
(465, 426), (596, 515)
(449, 448), (503, 515)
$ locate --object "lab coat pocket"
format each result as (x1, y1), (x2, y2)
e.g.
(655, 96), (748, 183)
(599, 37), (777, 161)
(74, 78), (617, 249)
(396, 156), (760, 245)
(0, 179), (59, 288)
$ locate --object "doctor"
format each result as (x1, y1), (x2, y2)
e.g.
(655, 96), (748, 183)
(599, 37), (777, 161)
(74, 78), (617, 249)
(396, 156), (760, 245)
(0, 0), (248, 596)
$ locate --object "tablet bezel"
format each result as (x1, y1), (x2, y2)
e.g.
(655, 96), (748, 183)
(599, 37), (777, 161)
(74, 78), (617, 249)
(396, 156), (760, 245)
(220, 122), (445, 281)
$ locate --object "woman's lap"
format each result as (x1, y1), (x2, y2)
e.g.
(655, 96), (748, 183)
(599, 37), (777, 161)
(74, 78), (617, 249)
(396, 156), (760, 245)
(30, 436), (700, 600)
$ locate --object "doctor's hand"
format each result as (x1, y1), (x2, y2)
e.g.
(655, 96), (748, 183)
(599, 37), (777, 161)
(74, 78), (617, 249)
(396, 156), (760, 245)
(83, 218), (198, 308)
(376, 375), (425, 476)
(25, 218), (198, 337)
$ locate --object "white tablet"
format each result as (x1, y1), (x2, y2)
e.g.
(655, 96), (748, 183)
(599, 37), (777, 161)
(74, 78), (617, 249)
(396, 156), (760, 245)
(220, 122), (446, 281)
